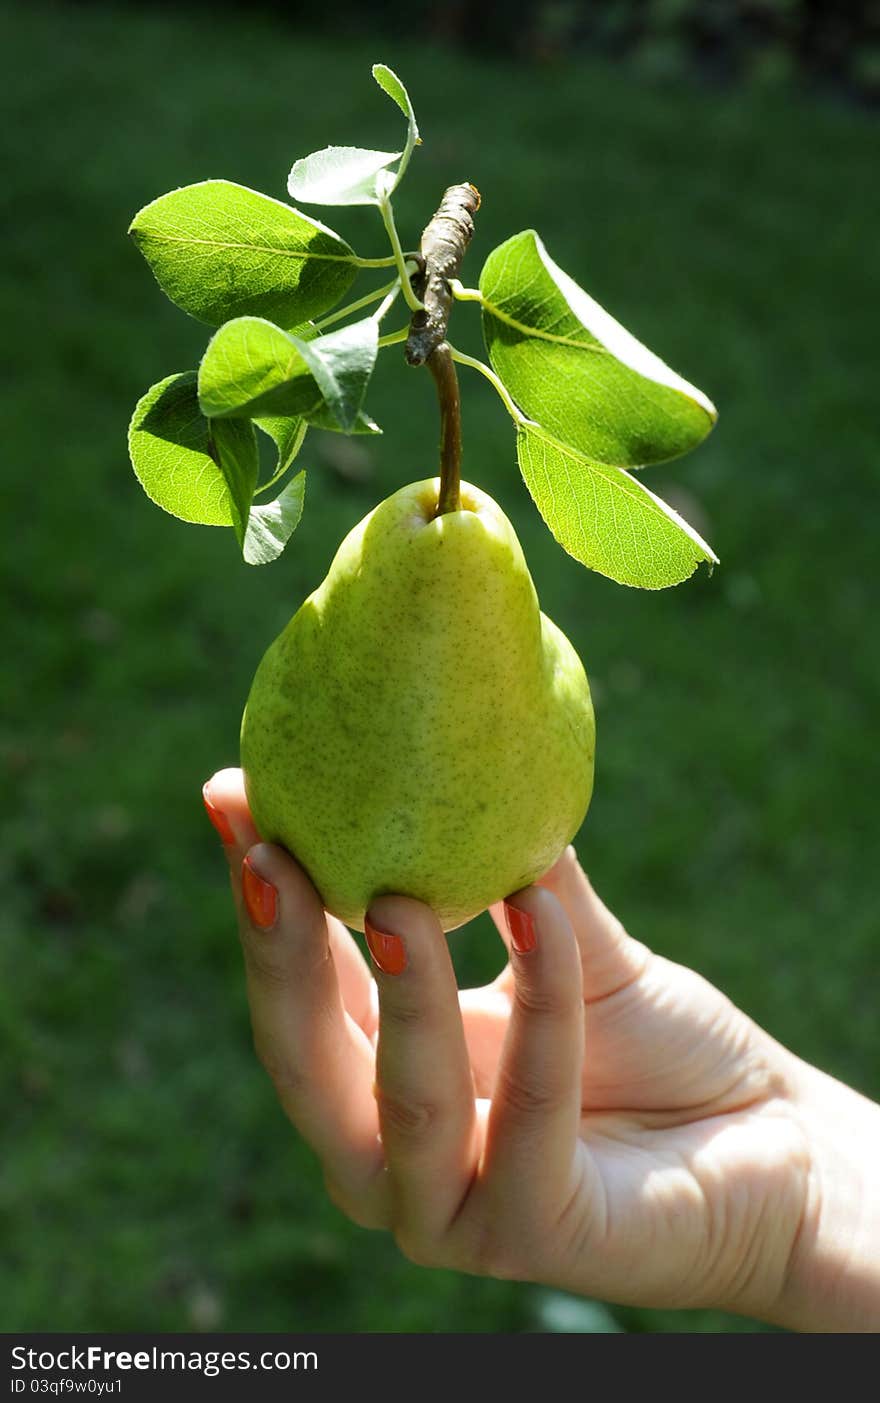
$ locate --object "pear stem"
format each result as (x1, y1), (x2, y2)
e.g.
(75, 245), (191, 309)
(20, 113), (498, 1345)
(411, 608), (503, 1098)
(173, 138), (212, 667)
(428, 344), (462, 516)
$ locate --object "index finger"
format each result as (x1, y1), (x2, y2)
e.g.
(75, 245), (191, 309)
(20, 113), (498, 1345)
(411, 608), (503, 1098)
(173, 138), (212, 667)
(236, 841), (389, 1229)
(204, 768), (376, 1030)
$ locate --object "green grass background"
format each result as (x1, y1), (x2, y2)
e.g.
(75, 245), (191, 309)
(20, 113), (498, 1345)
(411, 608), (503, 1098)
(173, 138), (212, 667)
(1, 0), (877, 1334)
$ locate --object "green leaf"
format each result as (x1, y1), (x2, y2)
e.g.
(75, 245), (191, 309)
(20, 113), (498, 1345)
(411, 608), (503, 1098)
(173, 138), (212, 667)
(481, 231), (716, 468)
(128, 373), (256, 528)
(199, 319), (318, 420)
(371, 63), (420, 188)
(516, 420), (717, 589)
(210, 418), (259, 545)
(372, 63), (420, 143)
(129, 180), (357, 327)
(287, 67), (421, 206)
(200, 320), (300, 419)
(288, 146), (401, 207)
(296, 318), (379, 431)
(243, 471), (306, 566)
(255, 415), (307, 478)
(308, 405), (382, 435)
(198, 316), (378, 432)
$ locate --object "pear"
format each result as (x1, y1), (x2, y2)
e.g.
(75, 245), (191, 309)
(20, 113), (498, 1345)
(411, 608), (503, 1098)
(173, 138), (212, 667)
(240, 478), (594, 932)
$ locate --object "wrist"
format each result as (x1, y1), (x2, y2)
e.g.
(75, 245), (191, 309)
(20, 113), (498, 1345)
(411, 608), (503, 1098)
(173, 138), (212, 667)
(767, 1051), (880, 1332)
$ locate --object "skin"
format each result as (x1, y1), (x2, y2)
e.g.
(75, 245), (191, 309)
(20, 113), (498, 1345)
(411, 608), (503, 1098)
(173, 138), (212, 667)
(206, 766), (880, 1332)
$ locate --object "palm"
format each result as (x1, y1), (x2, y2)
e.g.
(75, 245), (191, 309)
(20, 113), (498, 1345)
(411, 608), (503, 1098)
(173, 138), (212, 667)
(464, 931), (754, 1113)
(451, 935), (796, 1304)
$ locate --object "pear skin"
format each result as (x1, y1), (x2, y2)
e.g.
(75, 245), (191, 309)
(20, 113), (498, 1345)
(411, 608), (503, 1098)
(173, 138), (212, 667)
(241, 478), (594, 931)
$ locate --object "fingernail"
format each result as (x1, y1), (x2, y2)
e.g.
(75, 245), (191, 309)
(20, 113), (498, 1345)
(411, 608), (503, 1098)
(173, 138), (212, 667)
(202, 784), (235, 845)
(364, 916), (407, 976)
(242, 854), (278, 930)
(504, 900), (537, 954)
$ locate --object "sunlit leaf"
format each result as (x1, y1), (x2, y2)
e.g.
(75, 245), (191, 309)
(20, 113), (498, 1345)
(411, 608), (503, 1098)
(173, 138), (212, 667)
(372, 64), (419, 135)
(517, 419), (717, 588)
(130, 180), (357, 326)
(244, 472), (306, 565)
(288, 146), (401, 206)
(127, 373), (256, 528)
(372, 63), (420, 189)
(481, 230), (716, 468)
(198, 316), (378, 431)
(254, 415), (307, 479)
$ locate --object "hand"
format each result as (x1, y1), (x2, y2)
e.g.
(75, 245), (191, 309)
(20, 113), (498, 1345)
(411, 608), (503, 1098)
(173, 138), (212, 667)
(203, 768), (878, 1330)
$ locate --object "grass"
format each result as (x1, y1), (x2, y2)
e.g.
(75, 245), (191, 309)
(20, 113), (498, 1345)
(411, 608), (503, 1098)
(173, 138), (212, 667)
(1, 0), (877, 1334)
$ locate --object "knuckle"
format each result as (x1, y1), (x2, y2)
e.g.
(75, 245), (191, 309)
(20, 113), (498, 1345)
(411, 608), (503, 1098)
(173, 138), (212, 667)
(391, 1196), (536, 1281)
(466, 1217), (525, 1281)
(243, 928), (332, 991)
(252, 1034), (306, 1100)
(243, 939), (291, 991)
(379, 996), (429, 1032)
(375, 1085), (442, 1144)
(299, 939), (335, 979)
(323, 1175), (387, 1232)
(393, 1222), (463, 1273)
(393, 1226), (440, 1269)
(512, 980), (573, 1020)
(496, 1063), (562, 1121)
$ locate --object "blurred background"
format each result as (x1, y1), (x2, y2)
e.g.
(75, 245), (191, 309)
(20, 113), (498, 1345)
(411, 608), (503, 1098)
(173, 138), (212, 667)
(1, 0), (877, 1334)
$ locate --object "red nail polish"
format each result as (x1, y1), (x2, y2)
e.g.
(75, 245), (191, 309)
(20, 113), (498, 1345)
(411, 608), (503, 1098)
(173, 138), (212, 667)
(242, 855), (278, 930)
(364, 916), (407, 976)
(504, 901), (537, 954)
(202, 784), (235, 845)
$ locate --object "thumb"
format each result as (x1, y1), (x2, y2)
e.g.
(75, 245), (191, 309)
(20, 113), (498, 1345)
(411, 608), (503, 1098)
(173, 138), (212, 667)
(537, 845), (650, 1004)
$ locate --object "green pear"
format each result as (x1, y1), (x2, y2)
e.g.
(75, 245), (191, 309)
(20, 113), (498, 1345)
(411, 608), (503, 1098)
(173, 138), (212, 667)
(240, 478), (594, 931)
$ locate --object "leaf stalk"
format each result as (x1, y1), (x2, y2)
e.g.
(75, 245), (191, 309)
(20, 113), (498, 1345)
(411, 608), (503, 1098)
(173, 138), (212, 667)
(380, 198), (424, 311)
(448, 345), (525, 425)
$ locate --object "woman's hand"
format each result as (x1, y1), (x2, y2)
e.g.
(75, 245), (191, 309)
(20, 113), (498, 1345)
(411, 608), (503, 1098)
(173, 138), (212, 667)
(203, 768), (880, 1330)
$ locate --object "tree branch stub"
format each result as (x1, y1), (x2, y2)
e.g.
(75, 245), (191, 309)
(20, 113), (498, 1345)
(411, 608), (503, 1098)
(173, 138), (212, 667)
(406, 182), (481, 367)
